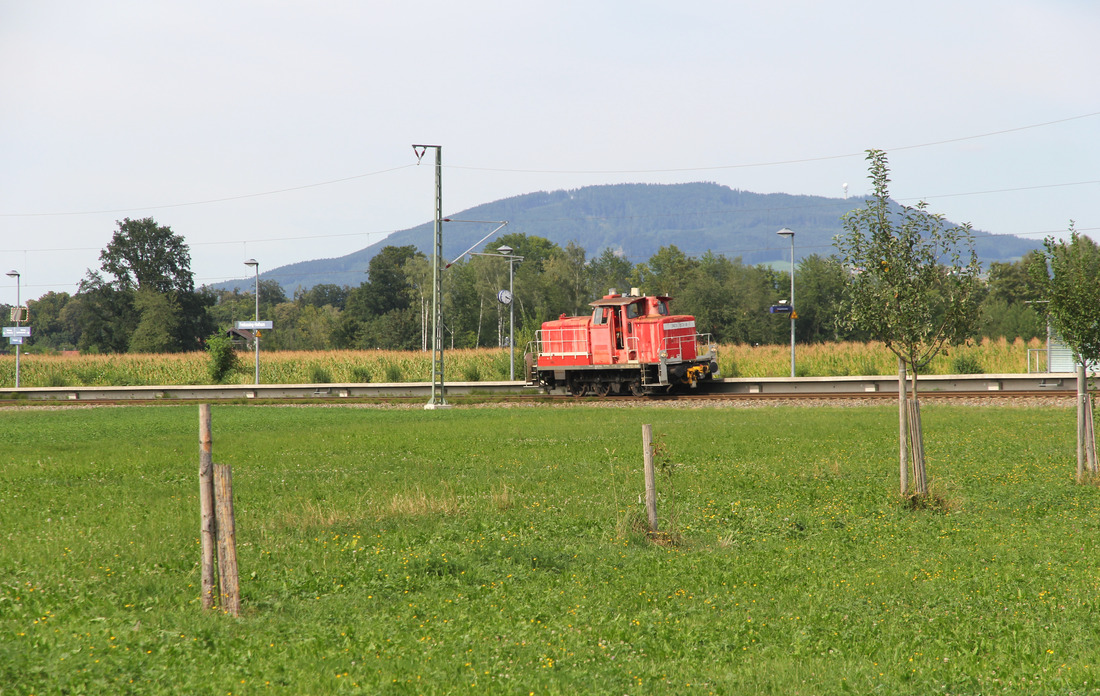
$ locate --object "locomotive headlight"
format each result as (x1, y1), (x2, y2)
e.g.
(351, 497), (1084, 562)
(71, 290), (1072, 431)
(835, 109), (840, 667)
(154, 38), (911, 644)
(659, 349), (668, 359)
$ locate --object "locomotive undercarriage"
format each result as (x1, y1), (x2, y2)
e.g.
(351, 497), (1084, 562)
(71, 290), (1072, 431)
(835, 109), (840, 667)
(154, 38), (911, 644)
(528, 358), (717, 397)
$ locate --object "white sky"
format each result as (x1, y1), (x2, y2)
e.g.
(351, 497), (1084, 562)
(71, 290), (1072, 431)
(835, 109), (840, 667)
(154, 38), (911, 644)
(2, 0), (1098, 304)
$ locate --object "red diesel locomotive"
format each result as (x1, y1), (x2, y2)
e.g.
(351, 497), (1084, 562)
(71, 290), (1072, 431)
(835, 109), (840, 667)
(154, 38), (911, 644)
(525, 289), (719, 396)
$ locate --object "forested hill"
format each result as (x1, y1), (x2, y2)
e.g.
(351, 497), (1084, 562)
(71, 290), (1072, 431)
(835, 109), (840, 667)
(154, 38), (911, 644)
(244, 182), (1042, 292)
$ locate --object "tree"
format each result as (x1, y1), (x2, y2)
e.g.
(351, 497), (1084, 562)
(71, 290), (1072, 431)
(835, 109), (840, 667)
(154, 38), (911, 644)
(100, 217), (194, 293)
(25, 291), (77, 350)
(978, 252), (1045, 341)
(70, 272), (138, 353)
(794, 255), (854, 343)
(295, 284), (349, 310)
(128, 288), (182, 353)
(1029, 225), (1100, 481)
(836, 150), (982, 499)
(365, 245), (422, 316)
(632, 245), (698, 298)
(79, 217), (209, 352)
(586, 247), (634, 298)
(538, 242), (588, 318)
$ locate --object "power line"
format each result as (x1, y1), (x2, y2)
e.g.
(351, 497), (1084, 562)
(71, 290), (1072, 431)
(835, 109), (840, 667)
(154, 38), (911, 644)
(911, 179), (1100, 203)
(448, 111), (1100, 175)
(0, 164), (418, 218)
(1, 228), (395, 255)
(2, 111), (1098, 217)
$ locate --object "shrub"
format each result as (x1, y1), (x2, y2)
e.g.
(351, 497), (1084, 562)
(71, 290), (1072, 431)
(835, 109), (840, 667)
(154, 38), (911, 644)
(206, 334), (240, 384)
(309, 365), (332, 384)
(44, 373), (70, 388)
(855, 356), (882, 376)
(350, 366), (372, 383)
(461, 363), (482, 382)
(382, 362), (403, 383)
(951, 353), (984, 374)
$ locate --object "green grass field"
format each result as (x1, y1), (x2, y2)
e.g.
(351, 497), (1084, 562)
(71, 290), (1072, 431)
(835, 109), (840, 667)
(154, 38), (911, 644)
(2, 403), (1098, 694)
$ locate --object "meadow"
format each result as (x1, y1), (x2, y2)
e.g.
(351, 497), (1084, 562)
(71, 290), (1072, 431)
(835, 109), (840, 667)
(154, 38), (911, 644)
(2, 401), (1097, 694)
(0, 337), (1044, 388)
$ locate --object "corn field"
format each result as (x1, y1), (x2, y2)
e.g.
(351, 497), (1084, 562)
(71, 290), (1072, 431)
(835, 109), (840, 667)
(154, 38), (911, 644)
(718, 337), (1045, 378)
(0, 338), (1045, 388)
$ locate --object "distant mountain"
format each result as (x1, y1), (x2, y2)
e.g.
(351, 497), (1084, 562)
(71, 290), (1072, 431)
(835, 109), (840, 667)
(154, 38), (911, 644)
(216, 182), (1043, 292)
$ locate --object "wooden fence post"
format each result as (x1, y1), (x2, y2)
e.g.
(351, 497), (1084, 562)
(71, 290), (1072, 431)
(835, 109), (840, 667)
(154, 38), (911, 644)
(1087, 394), (1098, 474)
(198, 405), (216, 611)
(214, 463), (241, 617)
(898, 358), (908, 497)
(642, 424), (658, 532)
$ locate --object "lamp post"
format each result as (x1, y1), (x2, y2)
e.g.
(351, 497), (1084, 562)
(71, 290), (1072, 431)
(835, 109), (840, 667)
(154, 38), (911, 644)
(497, 245), (518, 380)
(777, 228), (795, 378)
(244, 259), (260, 384)
(471, 245), (524, 380)
(6, 270), (20, 388)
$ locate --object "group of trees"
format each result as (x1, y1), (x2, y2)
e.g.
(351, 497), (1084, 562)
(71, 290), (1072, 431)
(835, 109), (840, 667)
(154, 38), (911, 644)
(837, 149), (1100, 497)
(2, 219), (1058, 358)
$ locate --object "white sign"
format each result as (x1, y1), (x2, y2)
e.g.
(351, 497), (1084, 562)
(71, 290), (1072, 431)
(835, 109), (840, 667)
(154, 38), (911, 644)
(664, 320), (696, 331)
(9, 336), (23, 345)
(2, 326), (31, 337)
(235, 321), (273, 330)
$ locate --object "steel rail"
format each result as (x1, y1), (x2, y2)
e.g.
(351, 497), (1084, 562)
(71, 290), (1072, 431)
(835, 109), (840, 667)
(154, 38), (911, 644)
(0, 373), (1082, 404)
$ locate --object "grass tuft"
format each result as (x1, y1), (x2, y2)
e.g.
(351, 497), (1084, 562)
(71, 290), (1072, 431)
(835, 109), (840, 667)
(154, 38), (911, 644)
(386, 487), (461, 517)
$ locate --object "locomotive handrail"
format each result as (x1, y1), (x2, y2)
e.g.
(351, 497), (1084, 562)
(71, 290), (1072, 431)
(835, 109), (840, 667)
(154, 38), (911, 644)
(534, 327), (590, 357)
(662, 332), (697, 360)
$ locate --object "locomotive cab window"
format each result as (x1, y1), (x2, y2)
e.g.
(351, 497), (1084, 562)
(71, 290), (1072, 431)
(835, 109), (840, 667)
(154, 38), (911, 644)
(657, 300), (669, 316)
(592, 307), (611, 325)
(626, 302), (642, 319)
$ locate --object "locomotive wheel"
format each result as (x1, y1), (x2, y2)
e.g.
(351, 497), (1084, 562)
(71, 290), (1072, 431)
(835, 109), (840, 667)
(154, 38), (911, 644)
(568, 379), (589, 397)
(594, 381), (612, 397)
(629, 379), (645, 397)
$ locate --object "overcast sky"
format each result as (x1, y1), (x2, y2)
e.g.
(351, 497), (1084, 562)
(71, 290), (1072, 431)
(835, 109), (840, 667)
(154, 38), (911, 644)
(2, 0), (1098, 304)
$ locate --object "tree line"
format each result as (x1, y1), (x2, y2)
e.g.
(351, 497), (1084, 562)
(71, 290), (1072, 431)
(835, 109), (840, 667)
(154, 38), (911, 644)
(4, 216), (1053, 355)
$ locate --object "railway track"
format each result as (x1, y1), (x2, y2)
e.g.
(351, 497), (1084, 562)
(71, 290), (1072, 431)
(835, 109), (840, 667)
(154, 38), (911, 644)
(0, 373), (1082, 406)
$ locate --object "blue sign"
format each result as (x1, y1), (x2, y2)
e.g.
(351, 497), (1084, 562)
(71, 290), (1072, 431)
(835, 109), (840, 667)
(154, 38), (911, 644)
(236, 320), (273, 330)
(768, 305), (793, 314)
(2, 326), (30, 337)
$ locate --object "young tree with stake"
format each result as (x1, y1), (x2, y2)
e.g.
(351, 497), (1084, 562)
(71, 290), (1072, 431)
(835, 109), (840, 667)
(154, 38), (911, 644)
(836, 150), (982, 499)
(1029, 225), (1100, 481)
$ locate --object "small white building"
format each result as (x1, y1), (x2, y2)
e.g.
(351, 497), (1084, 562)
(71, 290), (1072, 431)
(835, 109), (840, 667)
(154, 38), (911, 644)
(1048, 338), (1099, 373)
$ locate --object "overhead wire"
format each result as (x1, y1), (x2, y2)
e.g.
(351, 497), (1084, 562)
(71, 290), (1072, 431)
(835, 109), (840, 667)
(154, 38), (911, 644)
(447, 111), (1100, 175)
(0, 164), (418, 218)
(1, 110), (1097, 217)
(1, 110), (1096, 295)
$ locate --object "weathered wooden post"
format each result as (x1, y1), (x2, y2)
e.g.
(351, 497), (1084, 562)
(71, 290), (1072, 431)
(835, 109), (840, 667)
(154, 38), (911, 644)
(1077, 364), (1086, 483)
(898, 358), (908, 496)
(1087, 393), (1098, 474)
(198, 405), (217, 610)
(642, 424), (658, 532)
(214, 463), (241, 617)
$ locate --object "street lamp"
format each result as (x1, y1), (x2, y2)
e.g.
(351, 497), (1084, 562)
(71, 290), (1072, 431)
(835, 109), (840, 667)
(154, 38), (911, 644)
(496, 245), (518, 380)
(471, 245), (524, 380)
(6, 270), (21, 388)
(244, 259), (260, 384)
(777, 228), (795, 378)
